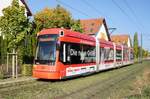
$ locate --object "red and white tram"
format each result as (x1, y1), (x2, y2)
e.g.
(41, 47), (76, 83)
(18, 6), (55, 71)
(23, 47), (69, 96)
(33, 28), (134, 79)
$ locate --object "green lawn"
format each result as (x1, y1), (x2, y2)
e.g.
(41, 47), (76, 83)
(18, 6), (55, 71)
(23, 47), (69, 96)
(0, 61), (150, 99)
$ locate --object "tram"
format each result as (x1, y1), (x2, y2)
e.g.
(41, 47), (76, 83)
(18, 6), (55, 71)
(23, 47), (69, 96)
(33, 28), (134, 79)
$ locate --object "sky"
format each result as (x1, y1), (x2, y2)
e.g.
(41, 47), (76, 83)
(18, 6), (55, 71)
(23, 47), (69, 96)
(26, 0), (150, 51)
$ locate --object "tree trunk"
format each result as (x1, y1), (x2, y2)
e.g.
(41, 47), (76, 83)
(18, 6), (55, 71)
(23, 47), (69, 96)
(15, 52), (18, 78)
(12, 48), (15, 78)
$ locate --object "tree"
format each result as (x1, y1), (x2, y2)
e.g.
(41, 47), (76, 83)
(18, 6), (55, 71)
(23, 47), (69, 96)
(142, 49), (149, 58)
(0, 35), (2, 65)
(34, 5), (83, 33)
(0, 0), (32, 77)
(52, 5), (72, 28)
(0, 0), (31, 51)
(34, 7), (53, 31)
(71, 20), (83, 33)
(0, 35), (7, 65)
(133, 32), (139, 59)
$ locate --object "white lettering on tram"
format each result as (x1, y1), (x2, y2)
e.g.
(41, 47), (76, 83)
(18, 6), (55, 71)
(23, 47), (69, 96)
(70, 49), (78, 56)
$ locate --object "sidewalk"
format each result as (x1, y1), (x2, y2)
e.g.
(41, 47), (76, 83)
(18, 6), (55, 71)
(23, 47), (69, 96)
(0, 76), (36, 86)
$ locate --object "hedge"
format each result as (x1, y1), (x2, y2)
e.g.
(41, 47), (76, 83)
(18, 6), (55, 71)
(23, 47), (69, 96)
(21, 64), (33, 76)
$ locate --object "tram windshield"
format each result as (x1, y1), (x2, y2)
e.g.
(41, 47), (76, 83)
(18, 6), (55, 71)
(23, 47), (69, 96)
(35, 34), (58, 65)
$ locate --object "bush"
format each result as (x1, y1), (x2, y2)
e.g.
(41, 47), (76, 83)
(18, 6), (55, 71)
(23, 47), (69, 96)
(21, 64), (33, 76)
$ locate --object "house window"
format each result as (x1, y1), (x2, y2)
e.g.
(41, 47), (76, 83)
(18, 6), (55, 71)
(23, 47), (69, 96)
(91, 23), (95, 26)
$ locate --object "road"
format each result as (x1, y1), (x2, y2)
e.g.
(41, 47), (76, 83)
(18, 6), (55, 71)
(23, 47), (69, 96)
(0, 61), (150, 99)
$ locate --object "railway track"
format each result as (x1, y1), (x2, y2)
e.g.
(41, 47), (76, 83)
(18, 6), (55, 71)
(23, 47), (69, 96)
(0, 77), (53, 93)
(0, 79), (36, 92)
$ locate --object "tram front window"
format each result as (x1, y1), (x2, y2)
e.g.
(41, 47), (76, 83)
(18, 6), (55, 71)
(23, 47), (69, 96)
(35, 34), (58, 65)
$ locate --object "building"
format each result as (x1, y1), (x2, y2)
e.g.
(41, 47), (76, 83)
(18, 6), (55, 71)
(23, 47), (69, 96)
(111, 34), (132, 47)
(80, 18), (111, 41)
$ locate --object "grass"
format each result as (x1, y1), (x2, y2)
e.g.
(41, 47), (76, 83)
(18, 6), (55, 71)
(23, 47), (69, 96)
(127, 66), (150, 99)
(0, 61), (150, 99)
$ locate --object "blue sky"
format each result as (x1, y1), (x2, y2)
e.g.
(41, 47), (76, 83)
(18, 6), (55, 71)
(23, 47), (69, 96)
(26, 0), (150, 51)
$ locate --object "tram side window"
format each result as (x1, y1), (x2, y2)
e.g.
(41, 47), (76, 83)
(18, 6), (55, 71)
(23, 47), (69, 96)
(69, 43), (82, 64)
(59, 42), (96, 64)
(100, 47), (114, 62)
(108, 49), (114, 60)
(105, 48), (114, 61)
(100, 48), (105, 62)
(123, 49), (128, 60)
(116, 50), (122, 61)
(83, 45), (96, 63)
(59, 42), (81, 64)
(104, 48), (109, 61)
(130, 51), (134, 60)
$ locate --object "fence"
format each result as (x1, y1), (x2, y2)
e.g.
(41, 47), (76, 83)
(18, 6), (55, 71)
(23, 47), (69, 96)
(0, 52), (21, 78)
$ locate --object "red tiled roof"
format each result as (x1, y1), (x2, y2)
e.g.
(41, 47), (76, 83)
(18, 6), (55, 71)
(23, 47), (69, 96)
(80, 18), (103, 35)
(80, 18), (111, 41)
(111, 34), (130, 46)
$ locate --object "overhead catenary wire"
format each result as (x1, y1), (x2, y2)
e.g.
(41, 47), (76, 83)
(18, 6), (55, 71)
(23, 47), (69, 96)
(81, 0), (116, 26)
(111, 0), (150, 51)
(111, 0), (136, 24)
(111, 0), (142, 32)
(123, 0), (146, 34)
(81, 0), (104, 17)
(124, 0), (144, 28)
(123, 0), (146, 52)
(55, 0), (148, 50)
(123, 0), (149, 52)
(55, 0), (92, 17)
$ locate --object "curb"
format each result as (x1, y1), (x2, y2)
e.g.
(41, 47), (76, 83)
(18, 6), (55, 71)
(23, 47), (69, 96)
(0, 77), (36, 87)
